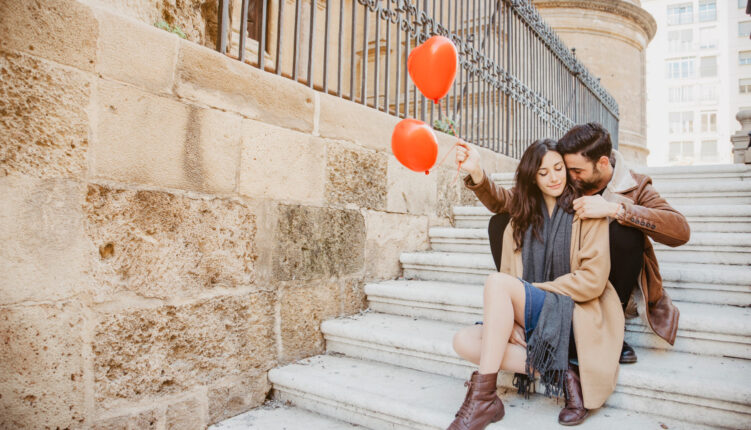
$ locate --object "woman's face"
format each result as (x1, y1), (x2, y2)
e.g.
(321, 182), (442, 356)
(536, 150), (566, 198)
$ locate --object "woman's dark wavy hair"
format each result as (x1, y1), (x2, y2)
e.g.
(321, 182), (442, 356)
(510, 139), (577, 251)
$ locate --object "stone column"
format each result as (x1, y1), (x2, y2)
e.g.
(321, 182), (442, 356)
(532, 0), (656, 165)
(731, 110), (751, 164)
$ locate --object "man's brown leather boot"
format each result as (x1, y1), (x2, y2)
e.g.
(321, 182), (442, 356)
(558, 363), (589, 426)
(447, 371), (505, 430)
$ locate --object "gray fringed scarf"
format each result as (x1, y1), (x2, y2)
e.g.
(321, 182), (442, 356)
(513, 203), (575, 399)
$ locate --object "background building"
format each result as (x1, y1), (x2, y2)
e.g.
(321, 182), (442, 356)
(644, 0), (751, 165)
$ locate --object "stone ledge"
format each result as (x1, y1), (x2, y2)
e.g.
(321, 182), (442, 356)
(174, 40), (315, 133)
(93, 7), (179, 95)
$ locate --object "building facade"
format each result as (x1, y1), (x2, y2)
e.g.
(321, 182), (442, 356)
(644, 0), (751, 165)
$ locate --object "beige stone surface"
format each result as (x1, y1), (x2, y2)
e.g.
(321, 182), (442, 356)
(272, 204), (365, 281)
(279, 280), (341, 362)
(166, 395), (205, 430)
(90, 0), (217, 47)
(318, 92), (402, 153)
(84, 184), (257, 300)
(0, 176), (93, 305)
(238, 120), (326, 205)
(436, 168), (465, 220)
(91, 408), (160, 430)
(93, 80), (241, 193)
(0, 302), (86, 429)
(94, 8), (179, 94)
(340, 276), (368, 315)
(532, 2), (652, 165)
(386, 157), (438, 215)
(0, 0), (98, 71)
(364, 210), (429, 280)
(92, 292), (275, 407)
(0, 51), (92, 179)
(175, 40), (315, 133)
(208, 371), (269, 425)
(326, 142), (388, 210)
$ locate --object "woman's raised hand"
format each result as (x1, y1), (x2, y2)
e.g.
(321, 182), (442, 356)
(455, 141), (484, 184)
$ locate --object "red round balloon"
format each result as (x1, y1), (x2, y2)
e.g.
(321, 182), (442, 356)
(391, 118), (438, 173)
(408, 35), (458, 103)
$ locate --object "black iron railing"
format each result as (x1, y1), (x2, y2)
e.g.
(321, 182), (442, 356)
(217, 0), (618, 158)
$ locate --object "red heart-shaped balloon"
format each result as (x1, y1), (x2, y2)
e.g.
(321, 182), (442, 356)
(391, 118), (438, 174)
(408, 35), (458, 103)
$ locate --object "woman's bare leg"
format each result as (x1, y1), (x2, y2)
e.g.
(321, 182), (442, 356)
(477, 273), (526, 374)
(453, 325), (527, 374)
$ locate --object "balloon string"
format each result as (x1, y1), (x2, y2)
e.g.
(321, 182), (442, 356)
(429, 121), (462, 186)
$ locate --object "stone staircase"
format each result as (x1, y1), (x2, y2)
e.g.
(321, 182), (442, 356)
(213, 164), (751, 430)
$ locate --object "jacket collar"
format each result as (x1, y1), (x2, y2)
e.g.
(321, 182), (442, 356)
(605, 149), (638, 194)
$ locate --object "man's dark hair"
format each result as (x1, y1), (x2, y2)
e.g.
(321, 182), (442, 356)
(556, 122), (612, 163)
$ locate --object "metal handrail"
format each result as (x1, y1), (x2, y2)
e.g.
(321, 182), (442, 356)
(217, 0), (619, 158)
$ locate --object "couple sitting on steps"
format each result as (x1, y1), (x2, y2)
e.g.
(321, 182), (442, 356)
(446, 123), (690, 430)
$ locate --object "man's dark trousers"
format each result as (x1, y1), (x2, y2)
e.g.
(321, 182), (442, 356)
(487, 213), (644, 311)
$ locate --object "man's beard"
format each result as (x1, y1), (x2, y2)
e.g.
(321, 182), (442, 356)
(573, 167), (603, 193)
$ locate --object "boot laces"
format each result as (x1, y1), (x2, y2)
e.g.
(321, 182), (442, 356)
(455, 381), (474, 419)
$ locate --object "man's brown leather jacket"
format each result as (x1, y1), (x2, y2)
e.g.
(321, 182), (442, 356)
(466, 150), (689, 345)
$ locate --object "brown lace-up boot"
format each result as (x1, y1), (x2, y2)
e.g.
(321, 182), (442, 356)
(558, 363), (589, 426)
(447, 371), (505, 430)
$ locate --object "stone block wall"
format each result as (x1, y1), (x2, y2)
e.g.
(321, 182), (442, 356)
(0, 1), (517, 428)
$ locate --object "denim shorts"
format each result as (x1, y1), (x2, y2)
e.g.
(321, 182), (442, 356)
(522, 279), (547, 341)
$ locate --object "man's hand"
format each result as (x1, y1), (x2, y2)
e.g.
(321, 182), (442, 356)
(573, 195), (620, 220)
(455, 141), (484, 184)
(509, 323), (526, 347)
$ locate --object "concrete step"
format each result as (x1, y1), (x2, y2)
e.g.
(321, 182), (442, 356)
(630, 164), (751, 182)
(364, 280), (751, 359)
(269, 354), (712, 430)
(487, 177), (751, 205)
(491, 163), (751, 185)
(210, 402), (360, 429)
(400, 251), (751, 288)
(320, 312), (751, 428)
(452, 205), (751, 233)
(399, 251), (751, 306)
(429, 227), (751, 266)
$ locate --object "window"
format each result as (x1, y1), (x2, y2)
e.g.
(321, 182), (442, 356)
(700, 84), (718, 101)
(668, 29), (693, 52)
(701, 140), (718, 157)
(740, 0), (747, 9)
(741, 51), (751, 65)
(698, 0), (716, 22)
(668, 3), (693, 25)
(668, 86), (693, 103)
(699, 27), (717, 49)
(700, 56), (717, 77)
(741, 78), (751, 93)
(669, 141), (694, 161)
(701, 111), (717, 133)
(669, 111), (694, 134)
(666, 57), (694, 79)
(740, 22), (751, 37)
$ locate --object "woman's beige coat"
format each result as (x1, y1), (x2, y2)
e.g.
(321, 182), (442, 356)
(499, 216), (624, 409)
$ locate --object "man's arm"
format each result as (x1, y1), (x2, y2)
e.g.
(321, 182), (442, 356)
(573, 181), (690, 247)
(615, 181), (690, 247)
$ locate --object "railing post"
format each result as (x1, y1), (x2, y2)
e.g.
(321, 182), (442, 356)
(217, 0), (230, 54)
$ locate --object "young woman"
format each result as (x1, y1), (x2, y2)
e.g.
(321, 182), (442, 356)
(447, 140), (623, 430)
